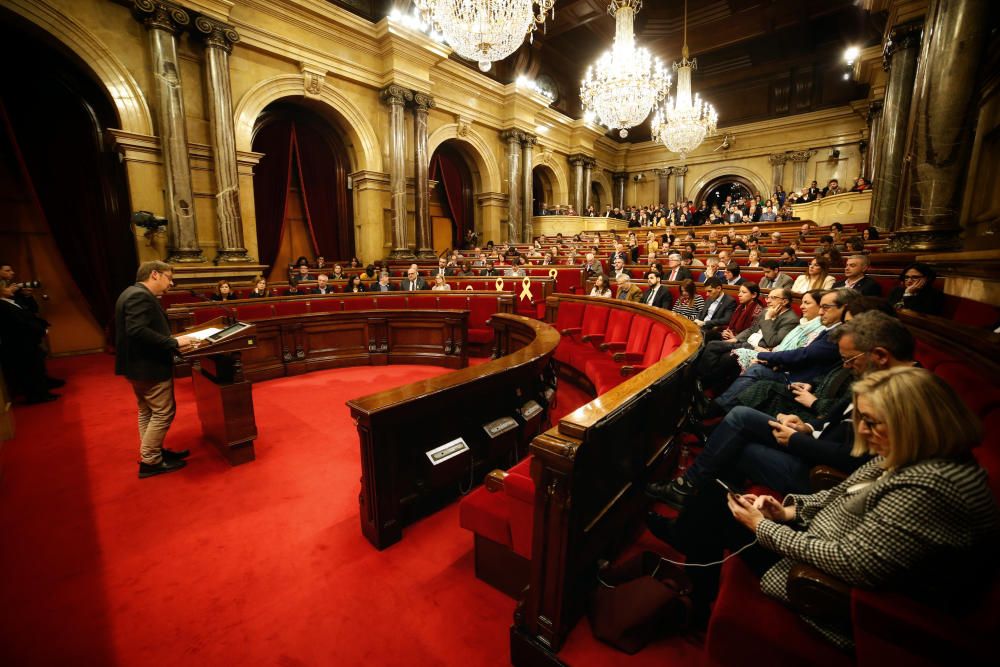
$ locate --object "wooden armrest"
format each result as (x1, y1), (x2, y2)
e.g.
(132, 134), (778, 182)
(484, 469), (508, 492)
(786, 562), (852, 624)
(560, 326), (582, 336)
(582, 333), (605, 344)
(620, 365), (642, 377)
(600, 341), (627, 352)
(810, 465), (848, 491)
(613, 351), (643, 363)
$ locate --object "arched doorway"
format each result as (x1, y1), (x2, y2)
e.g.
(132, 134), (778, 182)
(532, 165), (557, 214)
(252, 101), (354, 275)
(0, 15), (136, 352)
(696, 175), (756, 211)
(430, 140), (475, 252)
(590, 180), (608, 212)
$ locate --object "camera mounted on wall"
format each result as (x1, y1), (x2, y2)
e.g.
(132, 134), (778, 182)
(131, 211), (168, 246)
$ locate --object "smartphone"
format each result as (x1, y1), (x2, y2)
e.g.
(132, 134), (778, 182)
(715, 478), (741, 498)
(783, 372), (792, 387)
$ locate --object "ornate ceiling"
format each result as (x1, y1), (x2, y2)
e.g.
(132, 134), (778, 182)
(331, 0), (885, 142)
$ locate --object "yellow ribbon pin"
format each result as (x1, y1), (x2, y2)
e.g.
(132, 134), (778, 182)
(495, 277), (505, 291)
(519, 276), (533, 301)
(548, 268), (558, 279)
(466, 285), (474, 291)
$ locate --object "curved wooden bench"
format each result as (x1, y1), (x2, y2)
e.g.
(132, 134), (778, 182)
(347, 314), (560, 550)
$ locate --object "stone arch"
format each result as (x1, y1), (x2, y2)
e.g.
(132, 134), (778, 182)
(531, 149), (569, 205)
(234, 74), (382, 173)
(532, 164), (558, 209)
(4, 0), (153, 135)
(426, 124), (501, 194)
(689, 165), (769, 206)
(591, 169), (613, 210)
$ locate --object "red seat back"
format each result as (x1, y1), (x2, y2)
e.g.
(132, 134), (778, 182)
(437, 296), (469, 311)
(604, 309), (634, 346)
(580, 304), (610, 337)
(309, 298), (342, 313)
(343, 296), (377, 311)
(554, 301), (585, 331)
(274, 300), (308, 317)
(624, 316), (654, 355)
(376, 296), (407, 310)
(235, 304), (274, 320)
(409, 295), (438, 310)
(193, 306), (228, 324)
(641, 325), (669, 367)
(468, 296), (499, 329)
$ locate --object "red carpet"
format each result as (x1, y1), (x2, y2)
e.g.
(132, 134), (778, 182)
(0, 355), (699, 666)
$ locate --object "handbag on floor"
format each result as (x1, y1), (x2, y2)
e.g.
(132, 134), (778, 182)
(589, 550), (693, 654)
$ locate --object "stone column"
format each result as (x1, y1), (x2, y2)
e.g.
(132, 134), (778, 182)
(871, 21), (922, 232)
(768, 153), (788, 193)
(501, 130), (523, 243)
(568, 154), (587, 214)
(412, 92), (436, 258)
(582, 158), (595, 211)
(673, 165), (688, 203)
(788, 150), (816, 191)
(613, 172), (628, 209)
(194, 16), (252, 263)
(521, 133), (536, 241)
(381, 85), (414, 258)
(133, 0), (204, 262)
(655, 168), (670, 205)
(861, 101), (883, 182)
(893, 0), (992, 251)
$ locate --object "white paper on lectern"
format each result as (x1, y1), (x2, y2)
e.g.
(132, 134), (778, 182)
(185, 328), (223, 341)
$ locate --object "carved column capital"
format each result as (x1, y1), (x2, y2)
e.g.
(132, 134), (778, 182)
(672, 165), (689, 176)
(568, 153), (589, 166)
(585, 157), (597, 168)
(612, 171), (628, 183)
(521, 133), (538, 147)
(412, 92), (435, 113)
(768, 153), (789, 166)
(380, 84), (413, 107)
(883, 21), (923, 71)
(787, 150), (816, 162)
(193, 15), (239, 52)
(132, 0), (190, 33)
(500, 129), (525, 144)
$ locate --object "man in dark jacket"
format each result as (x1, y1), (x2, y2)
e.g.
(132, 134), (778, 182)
(0, 279), (59, 403)
(832, 254), (882, 296)
(115, 261), (198, 478)
(694, 278), (736, 330)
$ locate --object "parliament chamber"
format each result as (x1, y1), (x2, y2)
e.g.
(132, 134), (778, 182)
(1, 1), (999, 666)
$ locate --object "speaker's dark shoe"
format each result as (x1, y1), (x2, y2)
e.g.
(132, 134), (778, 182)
(46, 377), (66, 389)
(25, 393), (60, 404)
(646, 477), (697, 509)
(138, 459), (187, 479)
(161, 448), (190, 461)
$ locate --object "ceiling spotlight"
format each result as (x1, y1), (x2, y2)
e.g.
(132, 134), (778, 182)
(843, 46), (861, 65)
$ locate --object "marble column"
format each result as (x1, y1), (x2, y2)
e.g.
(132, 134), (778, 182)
(381, 85), (414, 258)
(871, 21), (921, 232)
(893, 0), (991, 251)
(194, 16), (251, 263)
(521, 133), (536, 241)
(655, 168), (670, 205)
(788, 150), (816, 191)
(568, 154), (587, 215)
(613, 172), (628, 209)
(673, 165), (688, 203)
(861, 101), (883, 183)
(768, 153), (788, 193)
(582, 158), (595, 212)
(133, 0), (204, 262)
(412, 92), (436, 258)
(501, 130), (523, 243)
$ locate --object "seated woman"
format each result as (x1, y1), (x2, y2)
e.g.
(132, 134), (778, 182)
(888, 262), (945, 315)
(349, 256), (363, 270)
(672, 279), (705, 321)
(431, 274), (451, 291)
(346, 275), (366, 293)
(456, 262), (475, 277)
(247, 277), (269, 298)
(731, 289), (825, 374)
(359, 264), (377, 280)
(211, 280), (237, 301)
(746, 249), (762, 268)
(849, 176), (871, 192)
(589, 274), (612, 298)
(330, 264), (346, 281)
(791, 256), (836, 293)
(658, 366), (999, 646)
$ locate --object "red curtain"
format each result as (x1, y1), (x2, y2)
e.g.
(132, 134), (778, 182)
(251, 119), (294, 270)
(431, 151), (469, 247)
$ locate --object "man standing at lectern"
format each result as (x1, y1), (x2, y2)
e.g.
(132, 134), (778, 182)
(115, 260), (198, 479)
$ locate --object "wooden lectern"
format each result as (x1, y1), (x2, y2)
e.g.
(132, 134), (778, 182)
(178, 317), (258, 465)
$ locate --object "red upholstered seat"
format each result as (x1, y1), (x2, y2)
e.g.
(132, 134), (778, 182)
(408, 295), (438, 310)
(193, 306), (229, 324)
(375, 295), (407, 309)
(343, 296), (376, 310)
(458, 486), (512, 549)
(554, 301), (585, 333)
(578, 304), (610, 340)
(235, 304), (273, 320)
(274, 300), (309, 317)
(436, 295), (469, 311)
(160, 292), (200, 308)
(309, 298), (341, 313)
(504, 457), (535, 559)
(468, 296), (499, 344)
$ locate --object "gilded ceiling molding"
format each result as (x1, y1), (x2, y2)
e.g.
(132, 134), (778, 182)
(232, 74), (382, 173)
(5, 0), (154, 135)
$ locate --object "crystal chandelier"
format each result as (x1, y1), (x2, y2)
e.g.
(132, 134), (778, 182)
(650, 0), (717, 160)
(580, 1), (670, 138)
(414, 0), (555, 72)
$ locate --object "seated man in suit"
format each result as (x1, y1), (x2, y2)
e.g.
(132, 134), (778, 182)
(610, 257), (629, 282)
(758, 260), (793, 290)
(647, 311), (917, 506)
(313, 274), (336, 295)
(373, 271), (395, 292)
(481, 261), (501, 277)
(779, 246), (808, 268)
(609, 243), (628, 267)
(583, 253), (604, 279)
(400, 267), (427, 291)
(833, 254), (882, 296)
(663, 252), (693, 282)
(694, 278), (736, 330)
(710, 288), (851, 412)
(615, 273), (643, 303)
(643, 271), (673, 309)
